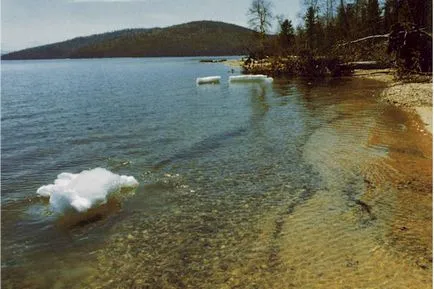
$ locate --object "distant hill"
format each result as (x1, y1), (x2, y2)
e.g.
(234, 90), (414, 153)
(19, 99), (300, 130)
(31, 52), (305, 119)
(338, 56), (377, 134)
(2, 21), (259, 60)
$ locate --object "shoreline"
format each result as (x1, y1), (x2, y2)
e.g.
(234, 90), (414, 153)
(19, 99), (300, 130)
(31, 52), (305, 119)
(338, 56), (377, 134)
(224, 58), (433, 134)
(349, 69), (432, 135)
(222, 58), (244, 68)
(223, 62), (432, 133)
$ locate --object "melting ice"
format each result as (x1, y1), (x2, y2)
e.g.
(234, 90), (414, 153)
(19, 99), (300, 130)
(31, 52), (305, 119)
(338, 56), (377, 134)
(37, 167), (139, 213)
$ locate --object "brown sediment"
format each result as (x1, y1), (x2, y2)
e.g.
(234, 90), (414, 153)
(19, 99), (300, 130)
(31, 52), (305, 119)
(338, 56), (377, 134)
(270, 81), (432, 288)
(364, 105), (432, 265)
(201, 80), (432, 288)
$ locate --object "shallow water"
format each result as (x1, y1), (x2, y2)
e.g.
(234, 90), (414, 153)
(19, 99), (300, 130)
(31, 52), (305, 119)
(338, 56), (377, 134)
(1, 58), (432, 288)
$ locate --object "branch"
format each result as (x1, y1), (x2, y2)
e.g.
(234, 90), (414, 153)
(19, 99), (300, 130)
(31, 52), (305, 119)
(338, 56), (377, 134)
(419, 28), (433, 39)
(337, 28), (432, 48)
(337, 33), (390, 47)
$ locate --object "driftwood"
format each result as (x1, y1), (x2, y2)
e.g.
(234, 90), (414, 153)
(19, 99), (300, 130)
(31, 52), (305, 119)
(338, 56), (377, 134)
(339, 61), (390, 70)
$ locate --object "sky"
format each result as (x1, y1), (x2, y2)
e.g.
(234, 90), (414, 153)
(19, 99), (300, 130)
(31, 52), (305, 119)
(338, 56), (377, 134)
(1, 0), (302, 52)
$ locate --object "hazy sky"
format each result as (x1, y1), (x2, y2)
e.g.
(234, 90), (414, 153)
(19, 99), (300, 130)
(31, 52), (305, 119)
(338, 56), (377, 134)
(1, 0), (302, 51)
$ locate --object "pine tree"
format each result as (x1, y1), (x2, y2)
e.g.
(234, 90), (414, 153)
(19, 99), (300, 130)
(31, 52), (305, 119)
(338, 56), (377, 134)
(279, 19), (295, 52)
(305, 6), (317, 49)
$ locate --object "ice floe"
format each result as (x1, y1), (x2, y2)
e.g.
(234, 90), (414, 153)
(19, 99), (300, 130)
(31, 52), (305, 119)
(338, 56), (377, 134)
(229, 74), (273, 83)
(37, 167), (138, 213)
(196, 76), (221, 85)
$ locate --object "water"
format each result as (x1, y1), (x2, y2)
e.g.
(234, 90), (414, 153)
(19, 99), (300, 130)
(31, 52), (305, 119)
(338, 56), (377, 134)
(1, 58), (431, 288)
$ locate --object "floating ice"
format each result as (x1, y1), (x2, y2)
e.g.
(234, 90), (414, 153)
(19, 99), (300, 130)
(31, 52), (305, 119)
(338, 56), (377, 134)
(196, 76), (221, 85)
(264, 77), (274, 83)
(37, 168), (139, 213)
(229, 74), (273, 83)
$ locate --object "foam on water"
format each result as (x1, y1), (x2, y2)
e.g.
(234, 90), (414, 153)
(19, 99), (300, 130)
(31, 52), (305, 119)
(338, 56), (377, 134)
(36, 168), (139, 213)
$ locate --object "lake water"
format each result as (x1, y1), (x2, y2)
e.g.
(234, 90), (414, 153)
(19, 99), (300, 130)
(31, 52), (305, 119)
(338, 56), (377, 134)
(1, 58), (431, 288)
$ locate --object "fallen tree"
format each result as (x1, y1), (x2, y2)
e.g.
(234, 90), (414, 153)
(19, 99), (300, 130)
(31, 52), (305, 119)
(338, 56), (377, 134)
(242, 23), (432, 78)
(337, 34), (390, 47)
(337, 23), (432, 74)
(339, 61), (390, 70)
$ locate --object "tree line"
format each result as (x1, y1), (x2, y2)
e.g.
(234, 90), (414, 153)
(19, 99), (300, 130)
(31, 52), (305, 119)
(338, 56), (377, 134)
(246, 0), (432, 75)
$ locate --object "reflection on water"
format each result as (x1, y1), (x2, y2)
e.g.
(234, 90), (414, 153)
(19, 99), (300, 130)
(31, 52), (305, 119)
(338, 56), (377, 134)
(2, 64), (432, 288)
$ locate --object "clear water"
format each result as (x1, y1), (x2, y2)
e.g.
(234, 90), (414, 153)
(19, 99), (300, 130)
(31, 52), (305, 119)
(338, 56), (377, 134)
(1, 58), (431, 288)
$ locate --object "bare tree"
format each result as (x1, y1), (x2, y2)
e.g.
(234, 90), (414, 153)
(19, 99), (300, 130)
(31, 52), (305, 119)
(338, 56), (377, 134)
(303, 0), (319, 12)
(324, 0), (336, 25)
(247, 0), (274, 37)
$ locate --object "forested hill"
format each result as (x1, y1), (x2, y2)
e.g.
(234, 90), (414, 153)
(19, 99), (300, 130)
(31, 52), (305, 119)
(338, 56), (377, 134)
(2, 21), (258, 60)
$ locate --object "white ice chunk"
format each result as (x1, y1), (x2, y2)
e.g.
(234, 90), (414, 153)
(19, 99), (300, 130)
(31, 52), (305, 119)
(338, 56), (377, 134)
(36, 167), (139, 213)
(229, 74), (268, 82)
(196, 76), (221, 85)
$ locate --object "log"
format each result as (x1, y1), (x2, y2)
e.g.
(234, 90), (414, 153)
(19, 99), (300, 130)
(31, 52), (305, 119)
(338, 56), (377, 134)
(339, 61), (390, 70)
